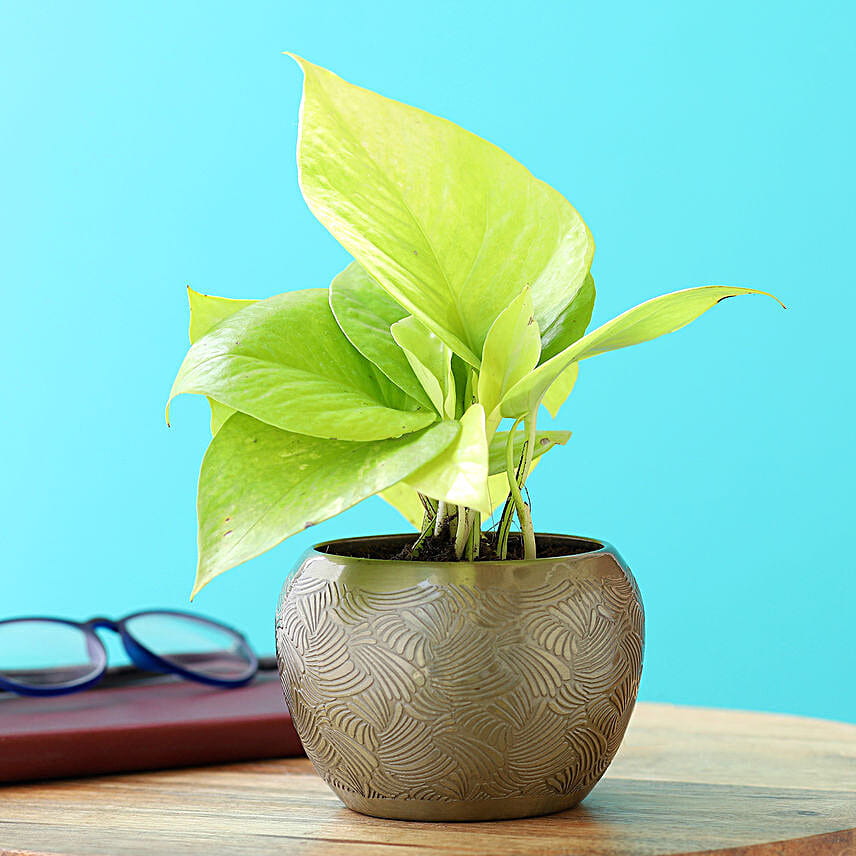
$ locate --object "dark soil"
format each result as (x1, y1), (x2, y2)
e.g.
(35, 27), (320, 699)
(318, 532), (601, 562)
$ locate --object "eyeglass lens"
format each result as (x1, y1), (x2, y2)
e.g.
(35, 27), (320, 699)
(0, 619), (102, 688)
(123, 612), (254, 681)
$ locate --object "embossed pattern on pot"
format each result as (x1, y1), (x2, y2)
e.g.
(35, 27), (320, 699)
(275, 536), (644, 821)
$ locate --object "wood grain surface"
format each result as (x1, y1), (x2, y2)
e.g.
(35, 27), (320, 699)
(1, 702), (853, 856)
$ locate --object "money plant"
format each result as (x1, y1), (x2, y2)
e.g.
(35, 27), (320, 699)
(168, 57), (780, 596)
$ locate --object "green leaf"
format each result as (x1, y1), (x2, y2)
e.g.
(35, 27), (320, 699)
(194, 414), (459, 594)
(478, 288), (541, 435)
(539, 273), (595, 362)
(169, 289), (435, 441)
(208, 399), (236, 435)
(450, 355), (470, 419)
(187, 288), (258, 434)
(289, 55), (594, 367)
(329, 262), (432, 410)
(488, 430), (571, 475)
(542, 363), (579, 419)
(377, 425), (567, 533)
(486, 472), (512, 515)
(484, 456), (547, 517)
(404, 403), (491, 513)
(378, 483), (425, 530)
(390, 316), (454, 418)
(382, 448), (554, 529)
(188, 287), (257, 343)
(501, 285), (784, 417)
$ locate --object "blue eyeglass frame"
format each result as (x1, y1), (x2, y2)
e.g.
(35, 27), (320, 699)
(0, 609), (258, 697)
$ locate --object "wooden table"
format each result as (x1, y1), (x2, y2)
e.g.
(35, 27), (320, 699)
(1, 703), (853, 856)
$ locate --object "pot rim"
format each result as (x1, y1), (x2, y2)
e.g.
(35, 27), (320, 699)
(309, 532), (612, 566)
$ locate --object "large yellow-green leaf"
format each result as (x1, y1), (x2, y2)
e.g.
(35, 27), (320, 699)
(329, 262), (432, 410)
(478, 288), (541, 435)
(290, 56), (594, 367)
(187, 288), (258, 434)
(169, 289), (435, 441)
(391, 316), (454, 418)
(487, 430), (571, 475)
(403, 403), (491, 513)
(502, 286), (784, 417)
(542, 363), (579, 418)
(539, 273), (595, 362)
(193, 414), (460, 594)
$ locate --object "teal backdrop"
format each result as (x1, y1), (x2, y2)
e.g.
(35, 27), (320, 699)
(2, 1), (853, 722)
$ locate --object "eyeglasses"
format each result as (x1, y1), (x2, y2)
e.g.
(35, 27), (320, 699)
(0, 610), (258, 696)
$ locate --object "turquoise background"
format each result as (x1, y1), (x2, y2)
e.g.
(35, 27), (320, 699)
(2, 1), (853, 722)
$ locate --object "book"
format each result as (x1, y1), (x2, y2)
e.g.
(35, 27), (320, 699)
(0, 663), (303, 783)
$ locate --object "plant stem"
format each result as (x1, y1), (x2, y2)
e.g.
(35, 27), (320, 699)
(454, 507), (473, 558)
(504, 414), (538, 560)
(466, 511), (481, 560)
(410, 510), (436, 557)
(519, 414), (538, 559)
(418, 493), (437, 515)
(434, 501), (447, 536)
(410, 495), (437, 557)
(521, 414), (537, 486)
(505, 417), (529, 552)
(498, 422), (528, 560)
(496, 500), (514, 560)
(518, 500), (535, 560)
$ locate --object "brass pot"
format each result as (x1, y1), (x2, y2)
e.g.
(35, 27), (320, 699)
(275, 533), (644, 821)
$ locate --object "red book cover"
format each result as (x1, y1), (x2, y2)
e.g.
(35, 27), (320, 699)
(0, 668), (304, 783)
